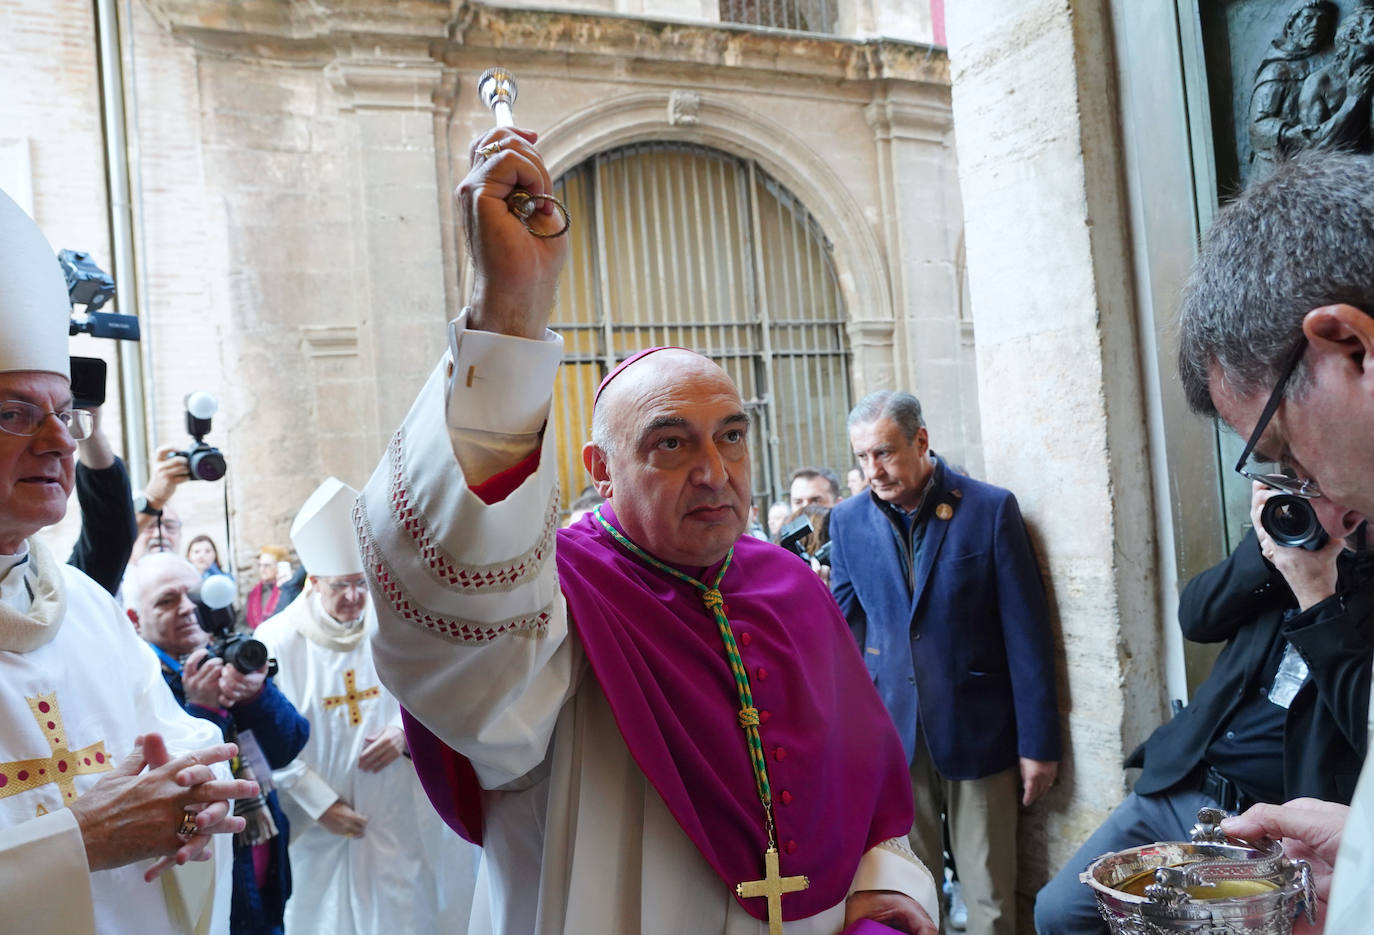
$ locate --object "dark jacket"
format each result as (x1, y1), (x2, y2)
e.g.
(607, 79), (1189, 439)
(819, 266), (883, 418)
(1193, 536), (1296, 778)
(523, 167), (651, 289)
(829, 456), (1062, 779)
(67, 457), (137, 596)
(1130, 530), (1374, 805)
(158, 659), (309, 935)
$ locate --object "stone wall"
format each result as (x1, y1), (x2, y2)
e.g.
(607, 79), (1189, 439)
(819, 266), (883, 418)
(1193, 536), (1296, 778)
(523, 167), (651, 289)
(947, 0), (1167, 925)
(2, 0), (114, 555)
(3, 0), (970, 575)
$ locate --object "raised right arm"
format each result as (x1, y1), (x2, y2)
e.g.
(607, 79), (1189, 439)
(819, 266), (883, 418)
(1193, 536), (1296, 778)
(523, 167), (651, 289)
(358, 313), (584, 788)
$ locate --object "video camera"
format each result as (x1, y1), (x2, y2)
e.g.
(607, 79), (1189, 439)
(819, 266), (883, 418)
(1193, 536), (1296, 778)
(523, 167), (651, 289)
(59, 249), (141, 409)
(198, 575), (274, 676)
(172, 392), (227, 482)
(778, 513), (832, 567)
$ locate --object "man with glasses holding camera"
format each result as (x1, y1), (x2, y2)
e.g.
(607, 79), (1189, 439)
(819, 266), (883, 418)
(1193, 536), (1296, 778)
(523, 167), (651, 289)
(1178, 151), (1374, 933)
(1034, 477), (1373, 934)
(0, 190), (257, 933)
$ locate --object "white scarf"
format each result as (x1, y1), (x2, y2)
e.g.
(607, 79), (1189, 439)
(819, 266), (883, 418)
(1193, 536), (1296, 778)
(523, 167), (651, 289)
(0, 539), (67, 653)
(292, 591), (370, 653)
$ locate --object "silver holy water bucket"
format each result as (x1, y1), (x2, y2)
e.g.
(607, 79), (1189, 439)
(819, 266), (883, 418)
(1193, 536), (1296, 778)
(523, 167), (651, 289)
(1079, 808), (1315, 935)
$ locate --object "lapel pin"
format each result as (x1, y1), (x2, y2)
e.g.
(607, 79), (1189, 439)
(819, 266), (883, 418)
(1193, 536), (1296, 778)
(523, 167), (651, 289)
(935, 503), (954, 521)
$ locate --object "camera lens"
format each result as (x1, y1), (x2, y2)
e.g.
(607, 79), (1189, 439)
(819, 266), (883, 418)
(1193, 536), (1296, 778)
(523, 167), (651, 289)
(227, 638), (269, 674)
(188, 447), (227, 482)
(1260, 494), (1330, 552)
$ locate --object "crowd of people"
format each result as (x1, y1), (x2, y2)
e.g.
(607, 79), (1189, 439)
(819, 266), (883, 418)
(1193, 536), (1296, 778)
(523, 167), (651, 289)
(2, 117), (1374, 935)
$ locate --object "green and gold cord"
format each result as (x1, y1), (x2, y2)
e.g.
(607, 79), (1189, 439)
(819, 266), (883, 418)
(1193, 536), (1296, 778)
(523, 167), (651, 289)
(593, 507), (777, 844)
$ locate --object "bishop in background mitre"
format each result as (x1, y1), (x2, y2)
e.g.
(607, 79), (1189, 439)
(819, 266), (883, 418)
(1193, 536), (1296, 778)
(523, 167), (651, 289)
(256, 478), (475, 935)
(353, 126), (939, 934)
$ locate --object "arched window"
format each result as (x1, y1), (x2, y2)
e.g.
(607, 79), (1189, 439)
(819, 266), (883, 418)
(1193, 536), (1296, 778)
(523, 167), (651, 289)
(548, 141), (853, 513)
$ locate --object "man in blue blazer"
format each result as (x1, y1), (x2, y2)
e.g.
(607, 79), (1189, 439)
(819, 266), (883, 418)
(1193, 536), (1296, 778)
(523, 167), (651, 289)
(830, 390), (1062, 935)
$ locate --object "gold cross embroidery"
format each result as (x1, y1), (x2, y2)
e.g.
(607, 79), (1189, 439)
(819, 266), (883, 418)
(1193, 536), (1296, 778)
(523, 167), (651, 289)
(0, 693), (113, 805)
(322, 669), (380, 727)
(736, 846), (809, 935)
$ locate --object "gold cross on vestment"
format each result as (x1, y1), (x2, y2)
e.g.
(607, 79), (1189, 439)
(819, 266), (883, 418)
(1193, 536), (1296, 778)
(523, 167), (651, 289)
(0, 693), (113, 805)
(736, 846), (809, 935)
(322, 669), (380, 727)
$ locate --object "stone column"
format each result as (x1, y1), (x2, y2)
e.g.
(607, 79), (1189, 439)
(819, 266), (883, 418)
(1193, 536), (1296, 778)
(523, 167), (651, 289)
(947, 0), (1165, 909)
(325, 56), (450, 462)
(864, 88), (979, 471)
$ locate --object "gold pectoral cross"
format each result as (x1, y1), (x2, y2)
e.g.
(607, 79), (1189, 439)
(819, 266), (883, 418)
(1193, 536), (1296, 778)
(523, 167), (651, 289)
(736, 846), (809, 935)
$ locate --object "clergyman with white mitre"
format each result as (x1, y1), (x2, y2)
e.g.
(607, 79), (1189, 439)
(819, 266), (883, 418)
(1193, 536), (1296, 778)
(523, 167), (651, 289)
(0, 189), (255, 934)
(255, 477), (475, 935)
(353, 128), (939, 934)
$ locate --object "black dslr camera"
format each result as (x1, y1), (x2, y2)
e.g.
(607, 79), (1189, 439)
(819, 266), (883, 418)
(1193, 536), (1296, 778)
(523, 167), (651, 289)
(1260, 494), (1329, 551)
(172, 392), (227, 482)
(778, 513), (832, 567)
(197, 576), (274, 676)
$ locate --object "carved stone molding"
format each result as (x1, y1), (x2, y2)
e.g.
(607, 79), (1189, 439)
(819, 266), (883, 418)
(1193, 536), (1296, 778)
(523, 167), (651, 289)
(444, 3), (949, 85)
(865, 95), (952, 144)
(143, 0), (948, 89)
(668, 90), (701, 126)
(847, 318), (897, 348)
(301, 324), (360, 358)
(325, 59), (446, 111)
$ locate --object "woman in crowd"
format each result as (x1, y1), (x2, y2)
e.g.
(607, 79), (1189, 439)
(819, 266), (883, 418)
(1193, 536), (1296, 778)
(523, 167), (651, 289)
(187, 533), (226, 578)
(244, 544), (302, 629)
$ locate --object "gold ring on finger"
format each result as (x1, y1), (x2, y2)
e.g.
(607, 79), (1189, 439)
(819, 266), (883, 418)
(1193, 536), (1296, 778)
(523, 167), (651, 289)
(476, 140), (503, 159)
(177, 808), (198, 838)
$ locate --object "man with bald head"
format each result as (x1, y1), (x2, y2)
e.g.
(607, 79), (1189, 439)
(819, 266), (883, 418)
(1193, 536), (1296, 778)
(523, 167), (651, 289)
(356, 128), (938, 934)
(132, 552), (308, 935)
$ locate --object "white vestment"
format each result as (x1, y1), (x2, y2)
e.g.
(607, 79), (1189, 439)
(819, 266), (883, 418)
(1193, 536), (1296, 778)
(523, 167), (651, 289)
(355, 314), (938, 935)
(0, 546), (230, 935)
(255, 592), (474, 935)
(1324, 665), (1374, 932)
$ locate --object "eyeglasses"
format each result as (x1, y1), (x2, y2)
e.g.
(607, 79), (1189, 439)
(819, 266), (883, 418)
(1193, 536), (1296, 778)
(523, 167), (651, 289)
(0, 400), (93, 441)
(1233, 337), (1322, 499)
(321, 576), (367, 595)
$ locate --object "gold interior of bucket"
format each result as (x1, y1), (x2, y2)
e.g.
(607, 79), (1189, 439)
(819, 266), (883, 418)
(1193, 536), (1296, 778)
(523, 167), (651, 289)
(1113, 867), (1279, 900)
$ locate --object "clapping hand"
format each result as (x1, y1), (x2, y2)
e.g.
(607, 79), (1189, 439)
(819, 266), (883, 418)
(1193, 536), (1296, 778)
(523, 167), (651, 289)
(69, 733), (257, 880)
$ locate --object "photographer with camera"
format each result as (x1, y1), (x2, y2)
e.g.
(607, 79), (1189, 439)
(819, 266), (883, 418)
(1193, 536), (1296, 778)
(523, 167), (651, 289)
(65, 404), (138, 596)
(127, 394), (226, 572)
(1034, 481), (1374, 934)
(131, 553), (308, 935)
(778, 504), (833, 581)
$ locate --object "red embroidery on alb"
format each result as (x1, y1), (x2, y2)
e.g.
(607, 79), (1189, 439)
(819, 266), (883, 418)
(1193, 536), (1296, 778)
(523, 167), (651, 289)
(353, 498), (552, 645)
(385, 429), (556, 592)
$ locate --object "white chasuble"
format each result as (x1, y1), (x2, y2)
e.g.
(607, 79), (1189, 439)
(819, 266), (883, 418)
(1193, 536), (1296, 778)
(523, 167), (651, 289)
(256, 593), (475, 935)
(1324, 665), (1374, 932)
(355, 314), (937, 935)
(0, 558), (228, 935)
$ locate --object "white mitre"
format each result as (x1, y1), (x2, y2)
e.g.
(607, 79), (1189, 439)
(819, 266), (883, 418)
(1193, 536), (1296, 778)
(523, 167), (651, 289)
(290, 477), (364, 576)
(0, 189), (70, 378)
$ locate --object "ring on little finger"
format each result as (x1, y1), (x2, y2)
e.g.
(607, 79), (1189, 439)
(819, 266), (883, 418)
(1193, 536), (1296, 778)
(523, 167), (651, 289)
(176, 808), (198, 838)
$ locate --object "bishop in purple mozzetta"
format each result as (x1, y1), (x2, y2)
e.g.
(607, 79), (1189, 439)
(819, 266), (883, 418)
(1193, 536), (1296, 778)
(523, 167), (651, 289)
(354, 123), (939, 935)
